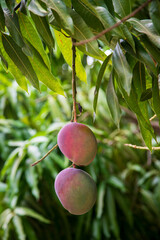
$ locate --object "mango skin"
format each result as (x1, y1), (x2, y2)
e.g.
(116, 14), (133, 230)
(57, 122), (97, 166)
(54, 168), (97, 215)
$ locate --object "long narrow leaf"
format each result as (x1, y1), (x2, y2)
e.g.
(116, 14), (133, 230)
(94, 54), (112, 113)
(0, 4), (5, 31)
(30, 12), (55, 50)
(149, 0), (160, 35)
(107, 73), (121, 128)
(14, 207), (51, 224)
(112, 43), (132, 95)
(152, 75), (160, 124)
(26, 41), (64, 95)
(41, 0), (74, 34)
(18, 12), (50, 69)
(2, 34), (39, 90)
(0, 33), (28, 91)
(13, 216), (26, 240)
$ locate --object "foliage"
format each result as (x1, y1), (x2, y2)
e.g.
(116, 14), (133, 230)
(1, 63), (160, 239)
(1, 0), (160, 239)
(0, 0), (160, 147)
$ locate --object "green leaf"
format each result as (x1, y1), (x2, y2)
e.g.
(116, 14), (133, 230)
(13, 216), (26, 240)
(114, 191), (133, 227)
(25, 166), (39, 200)
(14, 207), (51, 224)
(54, 30), (87, 83)
(112, 0), (131, 17)
(140, 189), (159, 216)
(30, 12), (54, 50)
(107, 187), (120, 239)
(96, 182), (106, 219)
(0, 147), (20, 179)
(0, 209), (14, 230)
(4, 10), (23, 46)
(107, 176), (126, 192)
(140, 35), (160, 66)
(112, 43), (132, 95)
(70, 10), (105, 60)
(95, 6), (124, 38)
(26, 41), (64, 95)
(140, 88), (152, 101)
(41, 0), (74, 34)
(71, 0), (103, 33)
(93, 54), (112, 113)
(0, 4), (5, 31)
(102, 216), (111, 238)
(4, 9), (31, 56)
(149, 0), (160, 35)
(104, 0), (115, 16)
(28, 0), (48, 16)
(18, 12), (50, 70)
(152, 75), (160, 124)
(121, 24), (135, 52)
(2, 34), (39, 90)
(128, 18), (160, 48)
(0, 182), (7, 192)
(121, 38), (157, 75)
(115, 71), (155, 150)
(133, 62), (146, 100)
(107, 73), (121, 128)
(0, 33), (28, 91)
(138, 118), (152, 151)
(5, 0), (15, 12)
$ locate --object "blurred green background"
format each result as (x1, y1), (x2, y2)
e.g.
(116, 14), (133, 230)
(1, 51), (160, 240)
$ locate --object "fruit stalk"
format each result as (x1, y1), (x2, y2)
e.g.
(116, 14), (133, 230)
(72, 38), (77, 122)
(31, 144), (58, 166)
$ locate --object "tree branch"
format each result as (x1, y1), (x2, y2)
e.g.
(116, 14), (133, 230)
(124, 143), (160, 150)
(72, 38), (77, 122)
(74, 0), (152, 47)
(31, 144), (58, 166)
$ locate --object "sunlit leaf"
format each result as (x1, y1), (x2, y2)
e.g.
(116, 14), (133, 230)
(54, 30), (87, 83)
